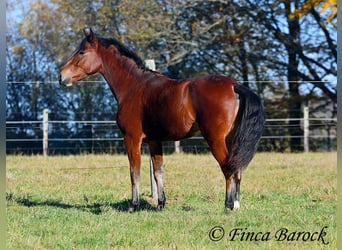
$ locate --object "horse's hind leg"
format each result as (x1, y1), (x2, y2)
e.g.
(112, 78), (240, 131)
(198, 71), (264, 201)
(225, 170), (241, 210)
(203, 133), (241, 211)
(149, 141), (166, 211)
(202, 135), (233, 210)
(234, 171), (241, 209)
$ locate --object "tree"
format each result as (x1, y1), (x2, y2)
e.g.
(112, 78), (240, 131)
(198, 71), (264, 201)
(6, 0), (120, 153)
(291, 0), (337, 24)
(6, 0), (336, 153)
(241, 0), (336, 151)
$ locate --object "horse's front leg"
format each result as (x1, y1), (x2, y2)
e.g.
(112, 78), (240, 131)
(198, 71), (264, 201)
(124, 135), (142, 213)
(149, 141), (166, 211)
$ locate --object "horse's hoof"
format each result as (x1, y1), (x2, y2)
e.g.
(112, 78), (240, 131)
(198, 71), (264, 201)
(225, 200), (240, 211)
(225, 203), (233, 210)
(156, 197), (166, 211)
(156, 204), (164, 211)
(156, 201), (165, 211)
(128, 204), (138, 213)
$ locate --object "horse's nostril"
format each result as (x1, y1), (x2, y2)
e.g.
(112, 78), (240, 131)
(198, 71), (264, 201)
(59, 75), (66, 86)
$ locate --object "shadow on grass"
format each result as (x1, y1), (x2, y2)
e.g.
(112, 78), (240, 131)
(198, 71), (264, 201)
(6, 192), (156, 215)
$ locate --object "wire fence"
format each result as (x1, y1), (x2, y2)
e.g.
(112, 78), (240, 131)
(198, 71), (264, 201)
(6, 78), (337, 154)
(6, 111), (337, 154)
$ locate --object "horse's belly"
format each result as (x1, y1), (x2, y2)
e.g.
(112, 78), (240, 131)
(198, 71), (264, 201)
(183, 122), (200, 138)
(143, 118), (199, 141)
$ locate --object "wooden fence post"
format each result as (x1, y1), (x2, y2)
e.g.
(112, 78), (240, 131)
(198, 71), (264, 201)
(43, 109), (49, 156)
(174, 141), (180, 153)
(303, 106), (309, 153)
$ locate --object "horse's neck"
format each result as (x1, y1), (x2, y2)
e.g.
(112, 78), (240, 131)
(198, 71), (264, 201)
(101, 54), (146, 104)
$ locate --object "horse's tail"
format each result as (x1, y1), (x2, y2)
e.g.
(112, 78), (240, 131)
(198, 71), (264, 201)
(226, 84), (266, 172)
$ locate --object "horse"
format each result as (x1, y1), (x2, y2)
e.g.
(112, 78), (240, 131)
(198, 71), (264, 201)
(60, 28), (265, 212)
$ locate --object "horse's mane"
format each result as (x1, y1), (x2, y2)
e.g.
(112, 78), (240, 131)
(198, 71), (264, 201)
(78, 32), (152, 71)
(78, 35), (144, 71)
(78, 36), (148, 70)
(100, 37), (147, 69)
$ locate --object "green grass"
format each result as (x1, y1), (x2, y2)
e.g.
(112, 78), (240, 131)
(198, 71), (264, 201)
(6, 152), (336, 249)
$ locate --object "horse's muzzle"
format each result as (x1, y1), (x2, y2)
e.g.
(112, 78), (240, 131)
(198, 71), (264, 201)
(59, 74), (72, 87)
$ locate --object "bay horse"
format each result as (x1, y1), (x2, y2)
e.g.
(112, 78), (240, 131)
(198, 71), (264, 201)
(60, 28), (265, 212)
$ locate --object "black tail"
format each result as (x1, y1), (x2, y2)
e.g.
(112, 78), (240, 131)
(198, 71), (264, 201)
(226, 85), (266, 172)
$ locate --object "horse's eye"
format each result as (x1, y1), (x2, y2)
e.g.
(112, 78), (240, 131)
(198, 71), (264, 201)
(79, 51), (85, 55)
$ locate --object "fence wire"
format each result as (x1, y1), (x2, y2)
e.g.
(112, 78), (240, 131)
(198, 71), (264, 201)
(6, 116), (336, 154)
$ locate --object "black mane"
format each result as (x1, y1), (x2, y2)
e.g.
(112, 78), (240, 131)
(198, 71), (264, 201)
(101, 37), (147, 69)
(79, 35), (146, 70)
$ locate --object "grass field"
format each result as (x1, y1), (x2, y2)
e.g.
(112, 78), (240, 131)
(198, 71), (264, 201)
(6, 152), (336, 249)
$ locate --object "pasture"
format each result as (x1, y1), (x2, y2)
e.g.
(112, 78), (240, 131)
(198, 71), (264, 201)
(6, 152), (336, 249)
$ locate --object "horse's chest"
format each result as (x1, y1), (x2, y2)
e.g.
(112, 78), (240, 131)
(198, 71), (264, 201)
(116, 104), (143, 134)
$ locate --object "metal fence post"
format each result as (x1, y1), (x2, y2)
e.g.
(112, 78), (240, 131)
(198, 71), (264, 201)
(43, 109), (49, 156)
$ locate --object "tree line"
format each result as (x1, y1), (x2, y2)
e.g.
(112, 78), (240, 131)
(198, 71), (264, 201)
(6, 0), (337, 153)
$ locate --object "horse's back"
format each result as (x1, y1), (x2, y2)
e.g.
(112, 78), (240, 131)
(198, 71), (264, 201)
(189, 74), (237, 93)
(141, 74), (238, 141)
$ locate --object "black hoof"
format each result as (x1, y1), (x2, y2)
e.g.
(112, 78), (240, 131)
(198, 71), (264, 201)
(156, 197), (166, 211)
(129, 204), (139, 213)
(156, 204), (164, 211)
(225, 200), (240, 211)
(225, 204), (234, 211)
(225, 198), (235, 210)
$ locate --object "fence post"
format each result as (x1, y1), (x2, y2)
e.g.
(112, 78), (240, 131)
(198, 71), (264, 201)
(174, 141), (180, 153)
(303, 106), (309, 153)
(43, 109), (49, 156)
(145, 59), (158, 199)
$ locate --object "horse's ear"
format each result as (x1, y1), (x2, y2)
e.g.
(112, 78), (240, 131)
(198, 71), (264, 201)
(83, 28), (96, 44)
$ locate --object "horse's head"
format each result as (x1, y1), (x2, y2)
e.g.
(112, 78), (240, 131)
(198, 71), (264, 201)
(60, 28), (102, 87)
